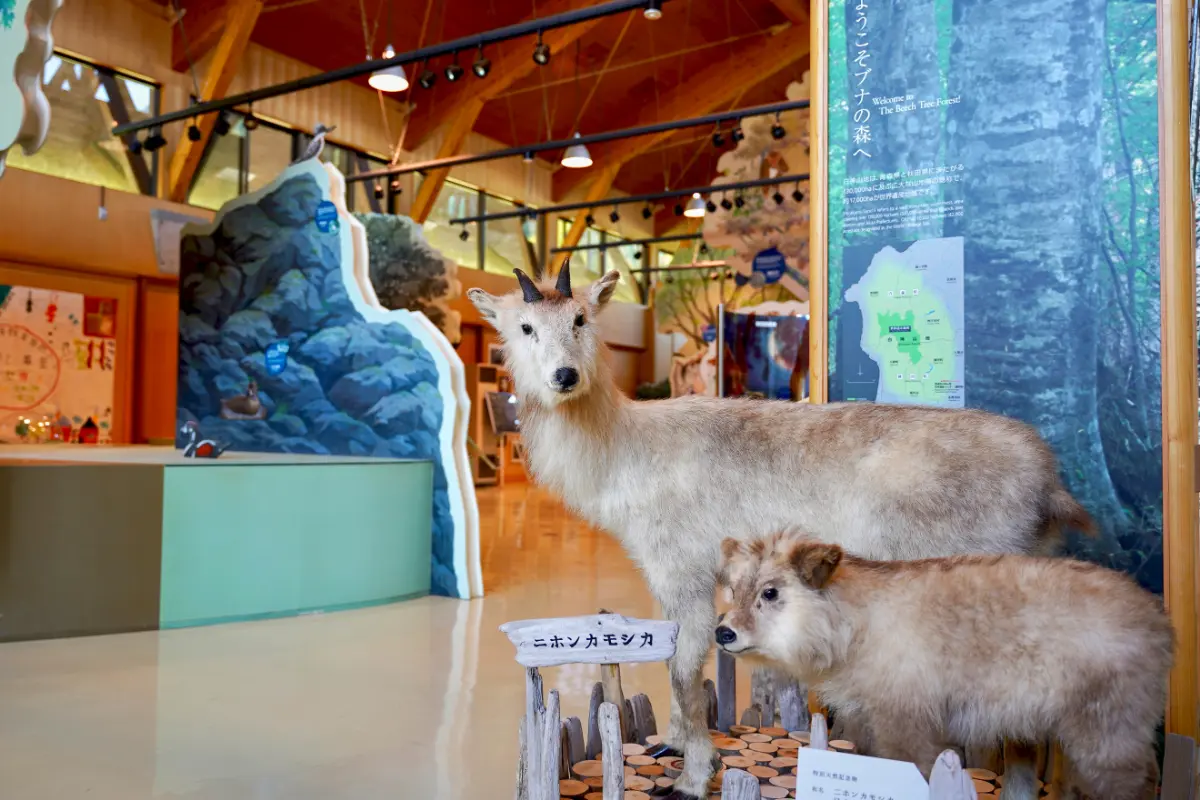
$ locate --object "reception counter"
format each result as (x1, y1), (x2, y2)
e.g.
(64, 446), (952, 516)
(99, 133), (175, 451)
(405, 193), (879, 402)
(0, 446), (434, 640)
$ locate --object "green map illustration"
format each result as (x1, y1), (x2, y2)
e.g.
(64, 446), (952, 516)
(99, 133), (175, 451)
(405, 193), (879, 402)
(842, 237), (965, 406)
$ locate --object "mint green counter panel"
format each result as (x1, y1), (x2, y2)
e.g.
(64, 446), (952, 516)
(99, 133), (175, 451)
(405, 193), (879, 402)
(159, 460), (433, 628)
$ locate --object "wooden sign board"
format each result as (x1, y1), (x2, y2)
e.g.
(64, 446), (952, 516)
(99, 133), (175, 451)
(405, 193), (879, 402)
(500, 613), (678, 668)
(793, 746), (928, 800)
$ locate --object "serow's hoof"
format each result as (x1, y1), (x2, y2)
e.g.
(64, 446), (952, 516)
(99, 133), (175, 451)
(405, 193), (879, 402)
(662, 792), (703, 800)
(644, 743), (684, 759)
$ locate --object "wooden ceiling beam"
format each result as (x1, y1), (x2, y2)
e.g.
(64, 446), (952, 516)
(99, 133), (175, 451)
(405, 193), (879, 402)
(171, 0), (233, 74)
(550, 163), (621, 272)
(408, 96), (486, 223)
(552, 21), (811, 201)
(765, 0), (811, 26)
(404, 0), (608, 150)
(166, 0), (263, 203)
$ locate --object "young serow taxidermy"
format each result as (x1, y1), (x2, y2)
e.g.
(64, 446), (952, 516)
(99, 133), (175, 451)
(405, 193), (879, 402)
(717, 532), (1172, 800)
(468, 261), (1095, 800)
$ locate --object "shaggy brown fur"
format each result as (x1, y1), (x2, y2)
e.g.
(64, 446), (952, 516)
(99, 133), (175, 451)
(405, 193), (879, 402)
(718, 532), (1173, 800)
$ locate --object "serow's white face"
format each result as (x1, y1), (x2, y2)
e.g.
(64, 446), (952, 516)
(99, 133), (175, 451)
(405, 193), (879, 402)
(467, 262), (620, 407)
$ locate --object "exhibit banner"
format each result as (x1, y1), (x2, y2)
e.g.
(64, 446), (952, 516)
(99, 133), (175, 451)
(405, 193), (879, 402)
(824, 0), (1163, 590)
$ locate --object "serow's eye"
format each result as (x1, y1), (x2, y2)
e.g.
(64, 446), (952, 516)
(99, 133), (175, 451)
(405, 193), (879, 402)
(575, 313), (585, 327)
(521, 323), (533, 335)
(761, 587), (778, 602)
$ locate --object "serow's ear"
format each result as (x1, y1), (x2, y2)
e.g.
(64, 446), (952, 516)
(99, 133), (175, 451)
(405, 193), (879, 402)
(720, 537), (746, 564)
(467, 288), (500, 324)
(588, 270), (621, 309)
(788, 541), (843, 590)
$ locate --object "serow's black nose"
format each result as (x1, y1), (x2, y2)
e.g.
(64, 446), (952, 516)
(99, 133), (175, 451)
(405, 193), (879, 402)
(715, 626), (737, 646)
(554, 367), (579, 389)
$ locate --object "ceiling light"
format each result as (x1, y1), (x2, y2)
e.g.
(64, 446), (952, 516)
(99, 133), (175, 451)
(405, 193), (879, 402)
(418, 63), (437, 89)
(472, 45), (491, 78)
(186, 121), (202, 142)
(390, 178), (402, 193)
(374, 183), (385, 199)
(561, 132), (592, 168)
(700, 243), (709, 254)
(792, 185), (804, 202)
(143, 127), (167, 152)
(609, 208), (620, 224)
(725, 270), (733, 279)
(644, 0), (663, 20)
(532, 31), (551, 66)
(445, 54), (464, 82)
(634, 250), (643, 260)
(771, 114), (787, 140)
(720, 196), (733, 211)
(734, 194), (745, 209)
(523, 151), (534, 163)
(664, 274), (674, 284)
(459, 228), (470, 241)
(709, 270), (719, 280)
(641, 205), (652, 220)
(214, 111), (231, 136)
(730, 125), (745, 144)
(705, 199), (717, 213)
(673, 203), (683, 216)
(126, 136), (143, 155)
(684, 192), (706, 218)
(244, 113), (259, 131)
(369, 44), (409, 92)
(585, 212), (595, 227)
(773, 191), (785, 205)
(712, 127), (725, 148)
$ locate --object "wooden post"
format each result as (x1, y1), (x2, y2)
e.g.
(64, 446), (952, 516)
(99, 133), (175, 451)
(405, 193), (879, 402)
(740, 704), (763, 728)
(777, 680), (810, 732)
(586, 682), (604, 759)
(600, 664), (630, 743)
(564, 716), (586, 768)
(598, 701), (625, 800)
(717, 649), (737, 732)
(721, 767), (762, 800)
(751, 667), (777, 729)
(515, 716), (528, 800)
(525, 668), (545, 800)
(538, 690), (562, 800)
(1158, 0), (1200, 741)
(809, 713), (829, 750)
(928, 750), (975, 800)
(807, 0), (830, 403)
(1160, 733), (1198, 800)
(704, 678), (719, 730)
(629, 694), (657, 744)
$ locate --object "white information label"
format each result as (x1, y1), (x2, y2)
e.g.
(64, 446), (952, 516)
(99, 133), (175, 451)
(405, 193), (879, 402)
(500, 613), (678, 668)
(794, 746), (928, 799)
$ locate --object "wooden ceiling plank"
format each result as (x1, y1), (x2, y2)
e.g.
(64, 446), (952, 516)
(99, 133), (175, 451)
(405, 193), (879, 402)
(552, 21), (810, 200)
(171, 0), (233, 74)
(765, 0), (810, 26)
(408, 96), (486, 223)
(167, 0), (264, 203)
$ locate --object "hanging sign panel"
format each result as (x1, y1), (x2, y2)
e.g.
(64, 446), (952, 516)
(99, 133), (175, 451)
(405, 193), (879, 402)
(822, 0), (1163, 592)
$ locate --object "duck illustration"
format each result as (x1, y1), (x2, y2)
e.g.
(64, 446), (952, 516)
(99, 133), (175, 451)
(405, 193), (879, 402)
(219, 380), (268, 420)
(180, 421), (229, 459)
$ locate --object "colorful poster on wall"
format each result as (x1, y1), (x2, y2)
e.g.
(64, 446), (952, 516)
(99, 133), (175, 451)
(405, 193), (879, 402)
(824, 0), (1162, 590)
(722, 310), (809, 401)
(0, 286), (117, 443)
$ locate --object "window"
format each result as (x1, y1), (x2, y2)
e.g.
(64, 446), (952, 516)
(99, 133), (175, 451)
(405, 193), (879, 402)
(247, 123), (292, 194)
(6, 51), (160, 195)
(422, 179), (480, 270)
(189, 115), (246, 210)
(483, 195), (538, 277)
(556, 219), (640, 304)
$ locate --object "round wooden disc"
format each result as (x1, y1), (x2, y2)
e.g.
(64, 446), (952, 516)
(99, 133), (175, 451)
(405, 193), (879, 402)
(974, 779), (995, 793)
(769, 774), (798, 789)
(749, 741), (779, 753)
(584, 793), (604, 800)
(968, 768), (998, 781)
(663, 759), (684, 779)
(583, 777), (603, 788)
(657, 755), (684, 768)
(721, 755), (756, 769)
(788, 731), (811, 744)
(636, 764), (665, 777)
(740, 732), (773, 744)
(645, 734), (663, 747)
(623, 793), (650, 800)
(625, 776), (655, 792)
(759, 786), (789, 798)
(559, 779), (590, 797)
(829, 740), (855, 753)
(713, 737), (748, 752)
(625, 754), (656, 767)
(748, 765), (780, 780)
(995, 775), (1004, 785)
(746, 749), (776, 762)
(655, 777), (674, 789)
(572, 761), (604, 777)
(709, 729), (724, 738)
(773, 738), (801, 751)
(769, 756), (798, 770)
(624, 765), (635, 777)
(760, 726), (788, 737)
(729, 724), (758, 736)
(623, 743), (647, 757)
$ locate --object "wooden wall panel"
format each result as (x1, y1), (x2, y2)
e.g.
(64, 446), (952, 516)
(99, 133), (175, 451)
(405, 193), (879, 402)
(135, 280), (179, 443)
(0, 261), (138, 443)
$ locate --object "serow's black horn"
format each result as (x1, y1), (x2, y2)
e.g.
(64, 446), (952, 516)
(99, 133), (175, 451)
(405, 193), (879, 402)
(514, 268), (544, 303)
(555, 258), (573, 298)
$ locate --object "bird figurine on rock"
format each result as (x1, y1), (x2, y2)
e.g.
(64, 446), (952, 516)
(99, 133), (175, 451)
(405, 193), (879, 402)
(294, 123), (335, 163)
(180, 421), (229, 459)
(219, 379), (267, 420)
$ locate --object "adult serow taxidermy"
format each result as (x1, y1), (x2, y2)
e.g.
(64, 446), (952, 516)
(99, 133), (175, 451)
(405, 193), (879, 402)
(468, 262), (1094, 799)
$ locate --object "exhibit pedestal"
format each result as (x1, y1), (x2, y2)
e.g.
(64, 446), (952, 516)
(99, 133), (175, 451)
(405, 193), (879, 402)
(0, 446), (434, 640)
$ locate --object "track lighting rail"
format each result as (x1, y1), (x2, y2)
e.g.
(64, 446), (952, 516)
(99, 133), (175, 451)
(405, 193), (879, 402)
(550, 232), (703, 253)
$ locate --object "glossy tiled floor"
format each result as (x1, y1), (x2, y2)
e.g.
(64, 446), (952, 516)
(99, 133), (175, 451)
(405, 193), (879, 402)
(0, 484), (741, 799)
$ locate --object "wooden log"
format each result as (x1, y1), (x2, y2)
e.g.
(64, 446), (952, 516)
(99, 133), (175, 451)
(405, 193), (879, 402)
(565, 716), (586, 770)
(739, 704), (763, 729)
(810, 713), (829, 750)
(629, 694), (657, 745)
(624, 755), (656, 767)
(540, 690), (562, 800)
(721, 755), (756, 769)
(1161, 733), (1198, 800)
(768, 756), (797, 770)
(751, 667), (777, 729)
(525, 668), (546, 800)
(559, 779), (589, 798)
(928, 749), (975, 800)
(598, 701), (625, 800)
(758, 786), (788, 799)
(717, 649), (737, 732)
(572, 761), (605, 778)
(720, 768), (762, 800)
(560, 722), (572, 780)
(744, 749), (775, 763)
(516, 716), (529, 800)
(703, 678), (718, 730)
(713, 737), (749, 755)
(768, 774), (796, 789)
(600, 664), (630, 743)
(586, 683), (604, 760)
(748, 765), (780, 781)
(729, 725), (758, 736)
(776, 678), (809, 734)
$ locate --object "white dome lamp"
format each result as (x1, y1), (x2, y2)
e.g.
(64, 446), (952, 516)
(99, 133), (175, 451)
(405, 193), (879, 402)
(369, 44), (409, 93)
(561, 132), (593, 169)
(683, 192), (706, 218)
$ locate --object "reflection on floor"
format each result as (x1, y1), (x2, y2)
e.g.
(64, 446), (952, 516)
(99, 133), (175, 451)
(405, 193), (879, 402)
(0, 484), (745, 799)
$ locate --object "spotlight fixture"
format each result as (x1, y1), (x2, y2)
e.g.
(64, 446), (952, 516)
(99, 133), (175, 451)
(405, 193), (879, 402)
(705, 199), (717, 213)
(532, 31), (551, 66)
(641, 205), (653, 220)
(771, 113), (787, 140)
(186, 120), (202, 142)
(673, 203), (683, 217)
(374, 182), (385, 200)
(585, 212), (595, 227)
(369, 44), (410, 92)
(459, 227), (470, 241)
(390, 178), (402, 193)
(472, 45), (491, 78)
(709, 270), (719, 280)
(730, 125), (745, 144)
(792, 188), (804, 202)
(664, 274), (674, 284)
(720, 195), (733, 211)
(445, 53), (465, 82)
(634, 250), (643, 260)
(684, 192), (706, 218)
(244, 113), (259, 131)
(725, 269), (733, 280)
(126, 135), (143, 155)
(711, 126), (725, 148)
(523, 151), (534, 163)
(609, 207), (620, 224)
(644, 0), (663, 20)
(773, 191), (785, 205)
(143, 127), (167, 152)
(417, 63), (437, 89)
(214, 111), (232, 136)
(734, 194), (745, 209)
(700, 243), (709, 254)
(561, 132), (593, 168)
